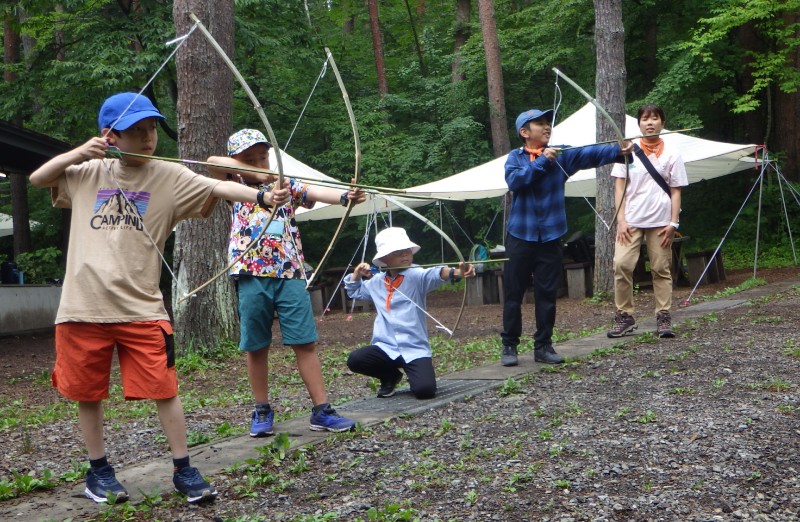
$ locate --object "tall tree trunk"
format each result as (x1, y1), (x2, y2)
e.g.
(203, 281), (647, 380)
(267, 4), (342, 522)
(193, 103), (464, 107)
(737, 22), (766, 151)
(477, 0), (509, 157)
(172, 0), (238, 349)
(4, 13), (31, 257)
(642, 5), (658, 89)
(452, 0), (470, 83)
(771, 11), (799, 181)
(403, 0), (426, 75)
(593, 0), (626, 295)
(367, 0), (388, 96)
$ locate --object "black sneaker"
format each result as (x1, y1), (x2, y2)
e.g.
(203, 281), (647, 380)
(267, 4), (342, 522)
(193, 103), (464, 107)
(657, 311), (675, 338)
(377, 373), (403, 398)
(607, 311), (637, 338)
(500, 344), (518, 366)
(84, 464), (129, 504)
(173, 466), (218, 503)
(534, 344), (564, 364)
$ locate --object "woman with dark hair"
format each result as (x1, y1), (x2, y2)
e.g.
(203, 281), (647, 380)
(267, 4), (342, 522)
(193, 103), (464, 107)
(607, 104), (688, 339)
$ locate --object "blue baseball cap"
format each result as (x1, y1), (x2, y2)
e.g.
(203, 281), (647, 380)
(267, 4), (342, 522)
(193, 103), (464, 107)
(98, 92), (165, 131)
(515, 109), (554, 135)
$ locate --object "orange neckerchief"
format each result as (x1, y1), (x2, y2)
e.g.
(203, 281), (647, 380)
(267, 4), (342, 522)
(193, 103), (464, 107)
(523, 146), (544, 162)
(383, 274), (404, 311)
(639, 138), (664, 158)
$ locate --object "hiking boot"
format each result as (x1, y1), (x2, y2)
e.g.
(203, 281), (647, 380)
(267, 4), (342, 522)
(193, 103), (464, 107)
(84, 464), (129, 504)
(173, 466), (218, 503)
(607, 311), (637, 338)
(500, 344), (518, 367)
(250, 407), (274, 437)
(377, 372), (403, 398)
(534, 344), (565, 364)
(309, 404), (357, 432)
(657, 311), (675, 338)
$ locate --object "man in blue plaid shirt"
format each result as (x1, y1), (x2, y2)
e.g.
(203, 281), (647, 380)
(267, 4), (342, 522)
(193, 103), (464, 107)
(500, 108), (632, 366)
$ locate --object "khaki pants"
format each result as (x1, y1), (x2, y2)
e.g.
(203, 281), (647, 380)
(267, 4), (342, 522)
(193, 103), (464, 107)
(613, 227), (673, 316)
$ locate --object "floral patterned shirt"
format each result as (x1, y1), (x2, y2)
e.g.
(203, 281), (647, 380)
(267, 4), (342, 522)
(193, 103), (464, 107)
(228, 178), (314, 279)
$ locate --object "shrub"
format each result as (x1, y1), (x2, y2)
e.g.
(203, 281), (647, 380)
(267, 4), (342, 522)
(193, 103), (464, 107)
(14, 247), (63, 284)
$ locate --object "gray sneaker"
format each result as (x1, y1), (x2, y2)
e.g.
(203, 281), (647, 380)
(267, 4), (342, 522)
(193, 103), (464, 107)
(534, 344), (564, 364)
(500, 344), (518, 366)
(607, 311), (637, 338)
(657, 311), (674, 338)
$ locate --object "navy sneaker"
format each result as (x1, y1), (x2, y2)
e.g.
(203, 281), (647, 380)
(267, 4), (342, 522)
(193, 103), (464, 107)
(377, 372), (403, 398)
(500, 344), (518, 366)
(309, 404), (357, 432)
(250, 408), (274, 437)
(534, 344), (565, 364)
(84, 464), (129, 504)
(173, 466), (217, 503)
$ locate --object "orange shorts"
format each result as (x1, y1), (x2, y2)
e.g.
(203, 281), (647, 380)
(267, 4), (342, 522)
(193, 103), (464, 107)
(53, 321), (178, 401)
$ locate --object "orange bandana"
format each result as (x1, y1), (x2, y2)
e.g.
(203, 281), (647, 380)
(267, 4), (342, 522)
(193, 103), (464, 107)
(383, 274), (404, 311)
(524, 147), (544, 162)
(639, 138), (664, 158)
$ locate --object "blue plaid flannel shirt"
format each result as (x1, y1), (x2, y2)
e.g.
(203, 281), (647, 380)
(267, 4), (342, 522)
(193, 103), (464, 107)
(505, 144), (625, 242)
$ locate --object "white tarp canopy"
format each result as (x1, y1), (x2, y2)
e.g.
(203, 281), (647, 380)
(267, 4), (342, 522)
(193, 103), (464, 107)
(284, 102), (757, 220)
(404, 102), (758, 199)
(0, 212), (40, 238)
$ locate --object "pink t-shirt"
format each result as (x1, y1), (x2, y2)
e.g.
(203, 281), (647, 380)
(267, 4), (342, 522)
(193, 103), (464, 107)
(611, 140), (688, 228)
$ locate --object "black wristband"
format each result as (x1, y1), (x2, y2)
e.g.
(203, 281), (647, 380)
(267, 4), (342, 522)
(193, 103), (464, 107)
(340, 191), (349, 207)
(256, 189), (269, 207)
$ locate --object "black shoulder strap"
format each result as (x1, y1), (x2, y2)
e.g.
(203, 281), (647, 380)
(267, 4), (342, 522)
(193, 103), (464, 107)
(633, 143), (671, 197)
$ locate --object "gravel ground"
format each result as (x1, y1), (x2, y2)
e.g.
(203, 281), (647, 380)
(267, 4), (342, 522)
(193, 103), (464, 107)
(198, 280), (800, 522)
(1, 269), (799, 521)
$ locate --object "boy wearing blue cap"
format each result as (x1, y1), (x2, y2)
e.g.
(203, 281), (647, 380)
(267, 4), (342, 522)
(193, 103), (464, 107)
(205, 129), (365, 436)
(30, 92), (289, 505)
(500, 108), (632, 366)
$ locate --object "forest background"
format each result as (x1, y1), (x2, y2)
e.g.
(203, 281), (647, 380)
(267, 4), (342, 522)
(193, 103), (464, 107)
(0, 0), (799, 346)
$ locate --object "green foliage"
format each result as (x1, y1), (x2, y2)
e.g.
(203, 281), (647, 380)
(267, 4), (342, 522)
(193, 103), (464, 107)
(5, 0), (800, 275)
(681, 0), (800, 113)
(13, 247), (63, 284)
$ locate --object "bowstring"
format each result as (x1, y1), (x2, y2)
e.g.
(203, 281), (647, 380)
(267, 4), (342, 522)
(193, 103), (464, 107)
(347, 207), (374, 316)
(283, 57), (329, 152)
(550, 71), (611, 231)
(100, 25), (198, 298)
(384, 274), (453, 336)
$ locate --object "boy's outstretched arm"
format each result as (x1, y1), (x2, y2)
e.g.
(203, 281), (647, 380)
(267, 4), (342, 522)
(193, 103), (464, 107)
(211, 178), (291, 207)
(306, 179), (365, 207)
(206, 155), (275, 185)
(30, 137), (109, 188)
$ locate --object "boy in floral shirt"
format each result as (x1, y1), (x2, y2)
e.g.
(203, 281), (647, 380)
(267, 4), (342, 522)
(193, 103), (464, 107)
(207, 129), (365, 435)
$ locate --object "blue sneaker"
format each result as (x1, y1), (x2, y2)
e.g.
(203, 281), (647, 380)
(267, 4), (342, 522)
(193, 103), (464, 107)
(309, 404), (356, 432)
(84, 464), (129, 504)
(173, 466), (217, 503)
(250, 408), (274, 437)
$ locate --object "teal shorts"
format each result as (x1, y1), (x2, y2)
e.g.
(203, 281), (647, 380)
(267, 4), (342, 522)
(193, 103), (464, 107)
(236, 275), (318, 351)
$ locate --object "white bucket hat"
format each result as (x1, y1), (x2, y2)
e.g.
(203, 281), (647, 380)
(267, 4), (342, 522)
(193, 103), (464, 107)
(372, 227), (421, 267)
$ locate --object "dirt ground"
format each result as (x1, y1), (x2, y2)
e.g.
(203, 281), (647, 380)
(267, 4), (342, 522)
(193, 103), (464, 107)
(3, 266), (794, 414)
(1, 265), (799, 520)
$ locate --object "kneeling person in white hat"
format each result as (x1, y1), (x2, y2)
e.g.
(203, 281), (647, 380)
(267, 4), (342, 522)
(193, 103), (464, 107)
(345, 227), (475, 399)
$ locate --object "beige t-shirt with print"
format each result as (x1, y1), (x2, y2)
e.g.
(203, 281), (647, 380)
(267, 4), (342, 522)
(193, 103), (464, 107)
(52, 158), (221, 323)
